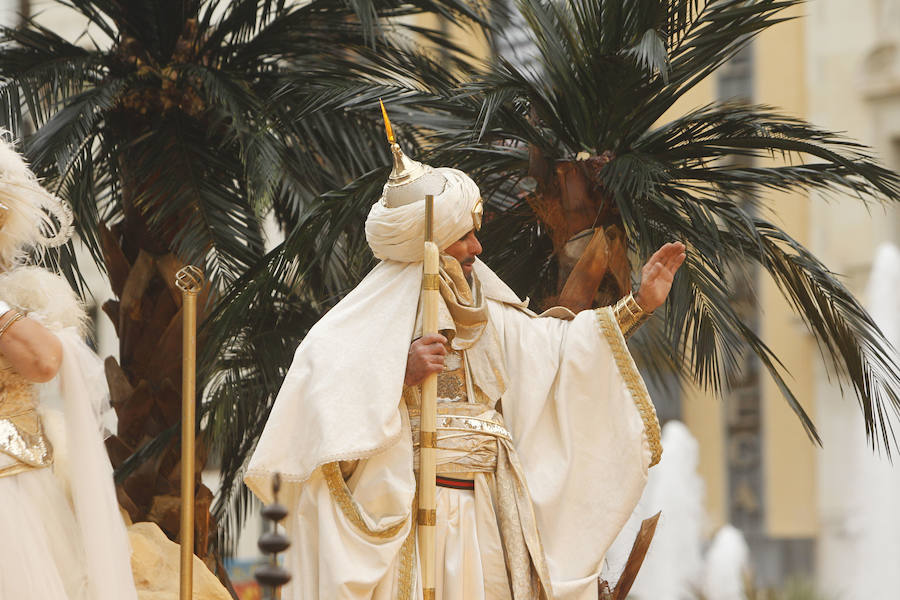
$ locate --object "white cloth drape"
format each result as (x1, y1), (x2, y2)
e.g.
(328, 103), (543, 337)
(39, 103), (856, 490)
(0, 333), (138, 600)
(0, 467), (89, 599)
(57, 328), (138, 600)
(489, 304), (651, 598)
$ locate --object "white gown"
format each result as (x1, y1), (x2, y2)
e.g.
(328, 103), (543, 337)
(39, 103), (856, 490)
(0, 267), (137, 600)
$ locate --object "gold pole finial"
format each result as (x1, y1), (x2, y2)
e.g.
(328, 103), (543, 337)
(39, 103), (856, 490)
(379, 99), (395, 144)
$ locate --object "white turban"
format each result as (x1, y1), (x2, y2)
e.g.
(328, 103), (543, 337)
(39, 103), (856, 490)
(365, 167), (481, 262)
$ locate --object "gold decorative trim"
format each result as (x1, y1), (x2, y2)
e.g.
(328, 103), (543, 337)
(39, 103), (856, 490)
(0, 460), (38, 478)
(472, 197), (484, 230)
(409, 413), (514, 443)
(594, 307), (662, 467)
(420, 431), (437, 448)
(395, 494), (418, 600)
(422, 274), (440, 290)
(321, 462), (408, 538)
(435, 415), (512, 441)
(423, 589), (436, 600)
(417, 508), (436, 526)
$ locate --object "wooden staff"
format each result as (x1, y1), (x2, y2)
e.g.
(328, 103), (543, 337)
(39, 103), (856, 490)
(175, 265), (204, 600)
(418, 195), (439, 600)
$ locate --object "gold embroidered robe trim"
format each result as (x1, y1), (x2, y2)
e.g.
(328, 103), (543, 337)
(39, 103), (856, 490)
(594, 307), (662, 466)
(396, 493), (419, 600)
(321, 461), (409, 539)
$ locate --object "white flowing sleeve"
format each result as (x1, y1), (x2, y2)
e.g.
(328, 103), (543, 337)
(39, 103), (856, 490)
(489, 302), (660, 600)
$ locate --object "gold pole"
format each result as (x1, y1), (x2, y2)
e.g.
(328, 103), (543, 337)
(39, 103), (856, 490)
(419, 195), (439, 600)
(176, 265), (204, 600)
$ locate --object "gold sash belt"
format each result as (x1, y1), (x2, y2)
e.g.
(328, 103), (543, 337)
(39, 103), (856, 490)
(429, 414), (511, 442)
(409, 403), (510, 477)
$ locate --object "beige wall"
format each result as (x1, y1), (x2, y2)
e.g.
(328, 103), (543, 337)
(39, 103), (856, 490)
(754, 4), (819, 538)
(676, 5), (820, 539)
(806, 1), (900, 595)
(681, 384), (728, 533)
(413, 13), (490, 72)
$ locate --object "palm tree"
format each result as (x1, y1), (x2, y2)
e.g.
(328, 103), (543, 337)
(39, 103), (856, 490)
(209, 0), (900, 547)
(0, 0), (480, 563)
(438, 0), (900, 449)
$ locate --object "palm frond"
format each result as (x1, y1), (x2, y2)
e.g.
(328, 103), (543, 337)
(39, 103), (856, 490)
(416, 0), (900, 452)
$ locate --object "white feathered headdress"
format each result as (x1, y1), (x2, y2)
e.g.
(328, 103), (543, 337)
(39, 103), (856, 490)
(0, 133), (73, 265)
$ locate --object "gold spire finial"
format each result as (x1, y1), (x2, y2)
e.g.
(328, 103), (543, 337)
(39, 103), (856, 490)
(379, 99), (395, 144)
(378, 99), (447, 208)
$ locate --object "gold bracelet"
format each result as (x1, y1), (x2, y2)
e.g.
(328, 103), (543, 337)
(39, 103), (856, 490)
(0, 309), (18, 329)
(0, 311), (24, 339)
(613, 293), (651, 339)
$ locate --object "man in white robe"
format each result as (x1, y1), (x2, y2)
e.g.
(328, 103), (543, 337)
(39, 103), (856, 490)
(246, 133), (685, 600)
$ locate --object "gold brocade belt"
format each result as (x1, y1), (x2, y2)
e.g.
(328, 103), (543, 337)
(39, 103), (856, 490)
(408, 402), (510, 478)
(0, 408), (53, 478)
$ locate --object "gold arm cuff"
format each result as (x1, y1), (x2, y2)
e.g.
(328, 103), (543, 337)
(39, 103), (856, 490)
(613, 293), (651, 339)
(423, 589), (436, 600)
(420, 431), (437, 448)
(422, 274), (440, 290)
(417, 508), (436, 526)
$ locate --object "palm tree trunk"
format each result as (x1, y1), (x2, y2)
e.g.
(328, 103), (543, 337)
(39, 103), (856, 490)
(525, 147), (631, 311)
(99, 220), (216, 561)
(18, 0), (29, 23)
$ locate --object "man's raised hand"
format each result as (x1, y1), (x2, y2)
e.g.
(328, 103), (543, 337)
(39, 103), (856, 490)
(634, 242), (687, 313)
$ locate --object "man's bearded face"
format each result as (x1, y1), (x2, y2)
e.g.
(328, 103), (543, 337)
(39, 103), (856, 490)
(444, 229), (483, 282)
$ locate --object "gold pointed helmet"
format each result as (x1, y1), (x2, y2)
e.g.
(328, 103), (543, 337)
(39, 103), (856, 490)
(379, 101), (449, 208)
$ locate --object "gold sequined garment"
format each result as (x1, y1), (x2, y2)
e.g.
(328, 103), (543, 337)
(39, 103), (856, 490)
(436, 347), (466, 403)
(0, 366), (52, 478)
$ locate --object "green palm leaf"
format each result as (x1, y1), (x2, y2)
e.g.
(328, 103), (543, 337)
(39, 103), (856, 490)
(0, 0), (485, 559)
(444, 0), (900, 451)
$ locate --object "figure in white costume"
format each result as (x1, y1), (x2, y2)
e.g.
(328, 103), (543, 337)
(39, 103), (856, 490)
(0, 137), (138, 600)
(246, 113), (686, 600)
